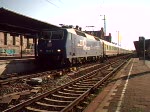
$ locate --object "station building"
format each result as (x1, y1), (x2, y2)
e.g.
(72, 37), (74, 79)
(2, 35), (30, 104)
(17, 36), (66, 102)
(0, 7), (59, 57)
(0, 32), (34, 56)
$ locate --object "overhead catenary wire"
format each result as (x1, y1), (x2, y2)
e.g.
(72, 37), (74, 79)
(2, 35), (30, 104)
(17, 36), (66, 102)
(45, 0), (59, 8)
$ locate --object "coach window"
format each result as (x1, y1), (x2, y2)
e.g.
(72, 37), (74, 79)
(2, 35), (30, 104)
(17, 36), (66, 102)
(109, 46), (111, 50)
(105, 45), (107, 50)
(104, 44), (106, 50)
(4, 33), (7, 45)
(105, 44), (107, 50)
(112, 46), (114, 50)
(107, 45), (109, 50)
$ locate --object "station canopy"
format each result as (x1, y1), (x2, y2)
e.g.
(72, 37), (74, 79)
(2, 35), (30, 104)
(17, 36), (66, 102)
(0, 7), (60, 37)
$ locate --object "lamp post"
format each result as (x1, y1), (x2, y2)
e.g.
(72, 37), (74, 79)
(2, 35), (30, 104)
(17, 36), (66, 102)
(100, 15), (106, 36)
(116, 31), (120, 54)
(117, 31), (119, 46)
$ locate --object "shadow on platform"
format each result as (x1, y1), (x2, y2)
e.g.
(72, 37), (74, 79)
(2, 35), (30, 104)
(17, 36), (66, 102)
(0, 57), (36, 76)
(110, 70), (150, 83)
(0, 56), (34, 60)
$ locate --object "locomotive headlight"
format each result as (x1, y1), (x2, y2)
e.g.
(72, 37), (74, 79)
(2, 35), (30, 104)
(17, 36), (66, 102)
(57, 49), (61, 52)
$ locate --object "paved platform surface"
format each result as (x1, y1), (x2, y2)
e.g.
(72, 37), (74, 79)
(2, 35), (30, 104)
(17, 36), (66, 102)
(0, 55), (34, 61)
(0, 56), (36, 76)
(84, 58), (150, 112)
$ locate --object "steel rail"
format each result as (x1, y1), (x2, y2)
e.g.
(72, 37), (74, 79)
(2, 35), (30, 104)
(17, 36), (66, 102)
(60, 58), (130, 112)
(3, 56), (131, 112)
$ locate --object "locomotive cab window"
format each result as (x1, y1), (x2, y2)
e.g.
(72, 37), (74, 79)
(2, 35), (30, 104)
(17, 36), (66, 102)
(41, 30), (64, 40)
(51, 30), (64, 40)
(41, 31), (52, 39)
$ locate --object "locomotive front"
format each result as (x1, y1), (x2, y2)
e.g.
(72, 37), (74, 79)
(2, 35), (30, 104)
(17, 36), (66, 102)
(37, 29), (67, 65)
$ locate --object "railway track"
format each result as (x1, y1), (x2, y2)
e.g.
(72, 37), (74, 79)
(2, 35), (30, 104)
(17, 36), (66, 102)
(3, 55), (131, 112)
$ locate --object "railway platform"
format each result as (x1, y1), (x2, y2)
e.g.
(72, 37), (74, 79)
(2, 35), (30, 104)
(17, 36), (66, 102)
(0, 56), (36, 76)
(84, 58), (150, 112)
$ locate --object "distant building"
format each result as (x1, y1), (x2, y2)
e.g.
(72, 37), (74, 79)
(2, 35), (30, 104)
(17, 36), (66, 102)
(85, 30), (101, 38)
(104, 33), (112, 43)
(84, 27), (111, 42)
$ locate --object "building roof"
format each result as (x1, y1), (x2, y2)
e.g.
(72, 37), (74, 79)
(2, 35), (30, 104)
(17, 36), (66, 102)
(0, 7), (60, 36)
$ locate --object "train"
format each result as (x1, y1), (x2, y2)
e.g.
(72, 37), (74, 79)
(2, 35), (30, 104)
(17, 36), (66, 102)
(37, 28), (131, 66)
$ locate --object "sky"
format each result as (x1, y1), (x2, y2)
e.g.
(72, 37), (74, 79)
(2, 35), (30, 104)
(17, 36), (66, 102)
(0, 0), (150, 50)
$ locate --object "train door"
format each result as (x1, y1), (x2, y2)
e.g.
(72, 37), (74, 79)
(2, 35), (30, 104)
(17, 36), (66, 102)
(102, 41), (105, 57)
(102, 41), (108, 59)
(71, 34), (76, 56)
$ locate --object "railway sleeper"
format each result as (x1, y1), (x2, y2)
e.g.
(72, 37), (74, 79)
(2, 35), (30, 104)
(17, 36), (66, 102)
(61, 89), (84, 95)
(29, 102), (62, 111)
(90, 76), (104, 81)
(92, 76), (104, 79)
(57, 91), (81, 97)
(39, 98), (70, 106)
(90, 78), (103, 82)
(72, 84), (92, 88)
(78, 81), (96, 84)
(44, 97), (72, 103)
(82, 79), (101, 82)
(63, 88), (85, 94)
(63, 88), (86, 93)
(78, 83), (94, 86)
(46, 96), (73, 101)
(67, 86), (88, 91)
(26, 106), (58, 112)
(75, 82), (82, 85)
(52, 94), (77, 99)
(55, 92), (79, 98)
(36, 102), (66, 108)
(81, 80), (97, 84)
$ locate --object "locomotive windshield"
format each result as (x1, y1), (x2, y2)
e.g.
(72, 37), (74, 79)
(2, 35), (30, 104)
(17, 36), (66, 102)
(51, 30), (64, 40)
(41, 30), (64, 40)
